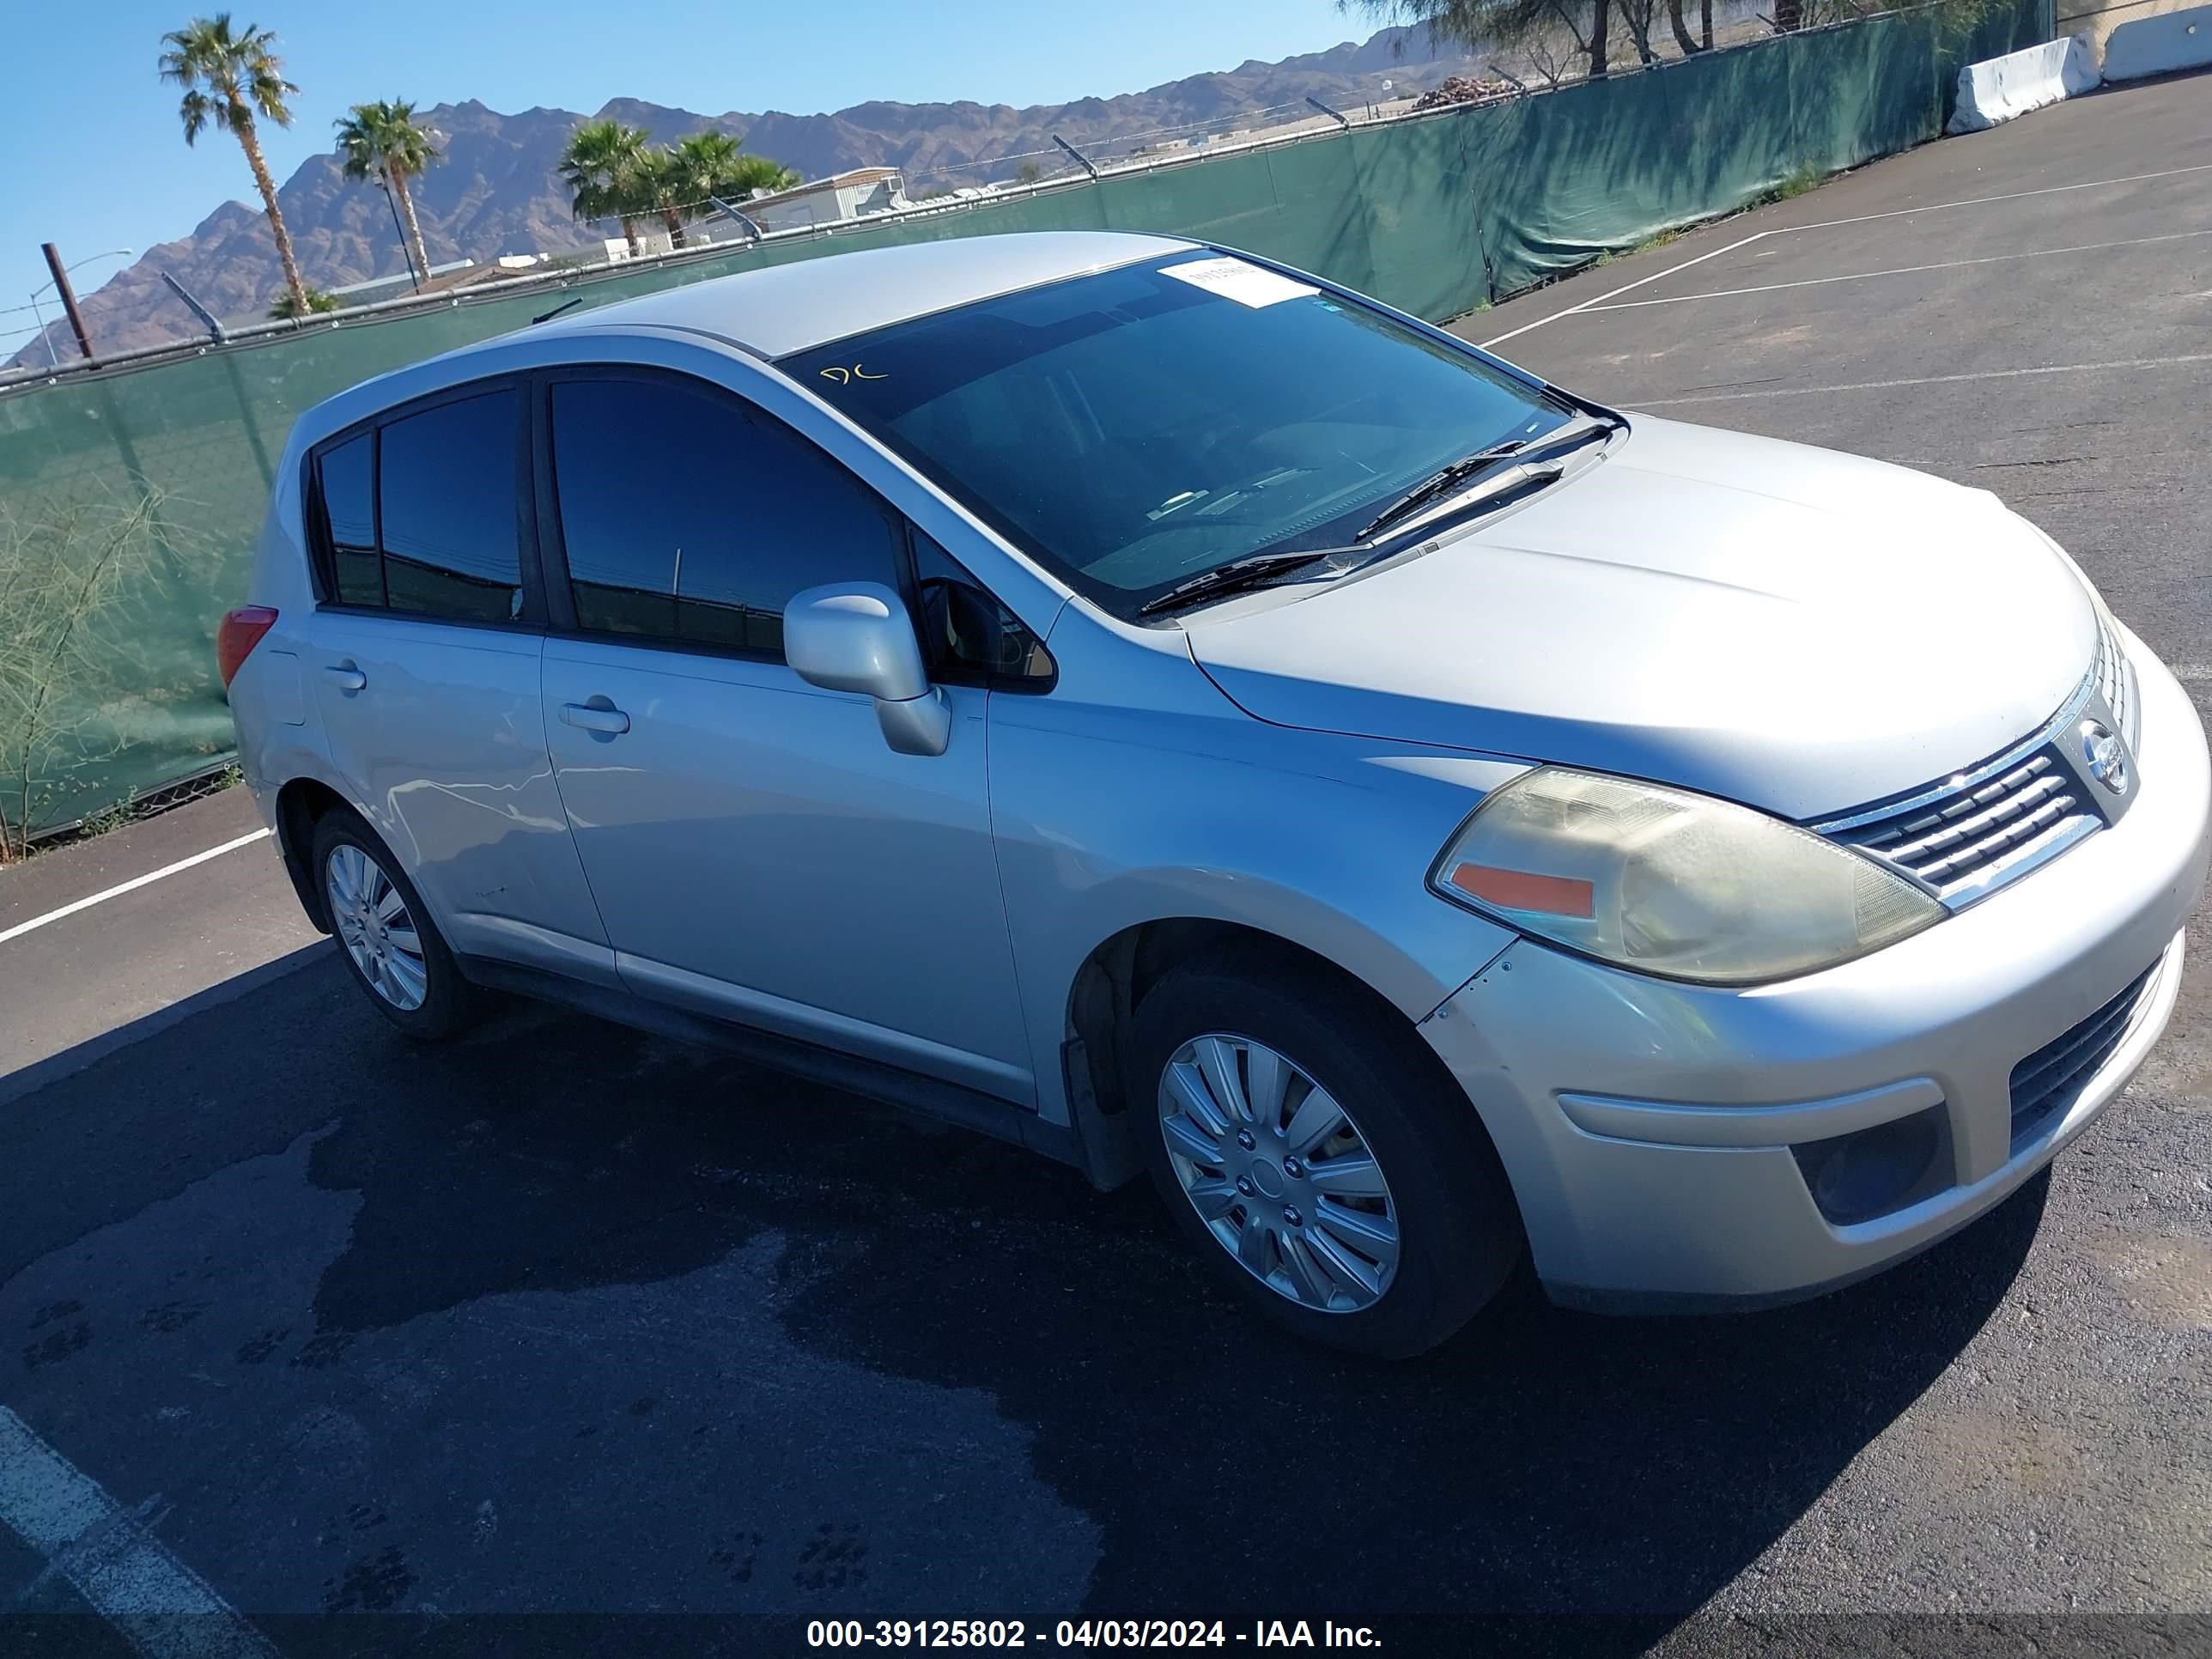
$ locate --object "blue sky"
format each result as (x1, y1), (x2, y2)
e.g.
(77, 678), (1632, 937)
(2, 0), (1382, 343)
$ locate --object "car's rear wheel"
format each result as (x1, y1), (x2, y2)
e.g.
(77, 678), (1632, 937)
(313, 809), (476, 1041)
(1128, 952), (1522, 1358)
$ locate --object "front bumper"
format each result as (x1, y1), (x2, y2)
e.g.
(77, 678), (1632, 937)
(1418, 628), (2211, 1310)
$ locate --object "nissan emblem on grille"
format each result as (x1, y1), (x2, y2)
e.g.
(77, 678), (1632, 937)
(1809, 668), (2130, 908)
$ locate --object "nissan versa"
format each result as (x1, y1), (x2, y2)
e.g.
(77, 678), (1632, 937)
(222, 232), (2211, 1357)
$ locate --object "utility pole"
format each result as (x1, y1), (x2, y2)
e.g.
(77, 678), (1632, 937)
(379, 177), (422, 292)
(40, 243), (95, 361)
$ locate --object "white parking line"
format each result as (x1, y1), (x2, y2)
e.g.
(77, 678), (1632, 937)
(0, 1406), (279, 1657)
(1479, 159), (2212, 348)
(0, 830), (272, 948)
(1782, 159), (2212, 234)
(1480, 231), (1765, 347)
(1630, 353), (2212, 406)
(1579, 228), (2212, 313)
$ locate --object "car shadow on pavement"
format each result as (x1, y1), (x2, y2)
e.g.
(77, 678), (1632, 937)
(3, 954), (2045, 1640)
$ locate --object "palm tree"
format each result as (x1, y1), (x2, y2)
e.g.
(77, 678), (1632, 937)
(159, 14), (310, 315)
(268, 286), (339, 319)
(633, 147), (691, 247)
(559, 119), (651, 256)
(335, 100), (443, 288)
(665, 131), (799, 239)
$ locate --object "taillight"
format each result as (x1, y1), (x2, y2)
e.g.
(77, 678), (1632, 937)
(216, 606), (278, 688)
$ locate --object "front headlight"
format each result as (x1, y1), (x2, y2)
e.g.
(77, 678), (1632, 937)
(1430, 768), (1943, 986)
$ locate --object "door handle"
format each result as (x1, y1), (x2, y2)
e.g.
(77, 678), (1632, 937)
(322, 663), (367, 692)
(559, 700), (630, 735)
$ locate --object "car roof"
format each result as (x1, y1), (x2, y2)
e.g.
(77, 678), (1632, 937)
(286, 231), (1203, 459)
(536, 230), (1197, 359)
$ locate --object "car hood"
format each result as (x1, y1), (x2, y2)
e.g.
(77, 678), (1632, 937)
(1185, 416), (2097, 822)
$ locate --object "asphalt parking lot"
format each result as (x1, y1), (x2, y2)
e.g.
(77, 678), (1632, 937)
(3, 69), (2209, 1658)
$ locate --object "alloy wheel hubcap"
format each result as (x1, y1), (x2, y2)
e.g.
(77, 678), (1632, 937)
(325, 842), (428, 1012)
(1158, 1033), (1399, 1313)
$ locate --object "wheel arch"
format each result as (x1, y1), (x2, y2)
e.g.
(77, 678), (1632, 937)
(273, 773), (360, 933)
(1059, 915), (1469, 1189)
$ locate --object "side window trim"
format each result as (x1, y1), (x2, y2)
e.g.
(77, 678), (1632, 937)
(532, 363), (921, 665)
(526, 370), (580, 636)
(301, 374), (546, 631)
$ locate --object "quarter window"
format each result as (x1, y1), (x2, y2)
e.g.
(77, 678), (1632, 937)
(317, 432), (380, 607)
(548, 378), (904, 659)
(911, 529), (1054, 685)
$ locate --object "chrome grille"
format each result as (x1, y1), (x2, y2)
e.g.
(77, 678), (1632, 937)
(1810, 641), (2132, 908)
(2008, 962), (2157, 1148)
(2094, 615), (2133, 746)
(1822, 744), (2092, 900)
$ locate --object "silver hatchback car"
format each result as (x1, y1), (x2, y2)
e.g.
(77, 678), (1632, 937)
(224, 231), (2210, 1356)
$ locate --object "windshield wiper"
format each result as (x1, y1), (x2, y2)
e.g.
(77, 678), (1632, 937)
(1135, 413), (1624, 618)
(1136, 549), (1343, 617)
(1355, 414), (1620, 543)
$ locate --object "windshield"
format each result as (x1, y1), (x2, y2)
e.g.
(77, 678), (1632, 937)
(781, 252), (1573, 618)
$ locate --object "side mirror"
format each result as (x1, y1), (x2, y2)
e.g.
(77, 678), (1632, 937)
(782, 583), (951, 757)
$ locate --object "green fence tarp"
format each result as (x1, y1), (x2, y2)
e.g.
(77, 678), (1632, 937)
(0, 0), (2048, 838)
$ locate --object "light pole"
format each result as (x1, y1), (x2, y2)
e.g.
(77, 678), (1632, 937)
(377, 176), (422, 293)
(31, 246), (132, 366)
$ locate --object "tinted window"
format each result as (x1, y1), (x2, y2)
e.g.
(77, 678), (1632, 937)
(374, 390), (525, 623)
(783, 255), (1570, 617)
(318, 433), (380, 607)
(912, 530), (1053, 684)
(550, 378), (903, 658)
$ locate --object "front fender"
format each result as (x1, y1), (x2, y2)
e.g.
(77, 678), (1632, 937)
(989, 689), (1526, 1127)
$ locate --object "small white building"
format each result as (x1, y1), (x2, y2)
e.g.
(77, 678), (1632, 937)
(603, 229), (678, 264)
(327, 259), (474, 306)
(738, 167), (909, 234)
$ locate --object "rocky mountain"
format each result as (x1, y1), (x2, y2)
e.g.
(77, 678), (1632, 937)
(13, 26), (1482, 367)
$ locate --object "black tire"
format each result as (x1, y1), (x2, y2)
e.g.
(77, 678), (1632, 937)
(311, 807), (478, 1042)
(1127, 951), (1522, 1358)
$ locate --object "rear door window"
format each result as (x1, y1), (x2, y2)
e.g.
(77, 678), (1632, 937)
(547, 376), (905, 659)
(374, 390), (526, 623)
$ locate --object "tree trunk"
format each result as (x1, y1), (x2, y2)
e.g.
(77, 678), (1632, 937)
(1626, 0), (1658, 64)
(391, 167), (434, 294)
(618, 216), (641, 256)
(1701, 0), (1713, 49)
(1774, 0), (1802, 28)
(1589, 0), (1612, 77)
(1668, 0), (1702, 52)
(660, 205), (687, 249)
(235, 116), (308, 313)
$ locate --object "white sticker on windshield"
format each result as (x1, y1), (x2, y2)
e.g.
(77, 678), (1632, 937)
(1161, 256), (1319, 308)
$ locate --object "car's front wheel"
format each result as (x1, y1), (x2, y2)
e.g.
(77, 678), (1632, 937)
(1128, 952), (1522, 1358)
(312, 808), (477, 1041)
